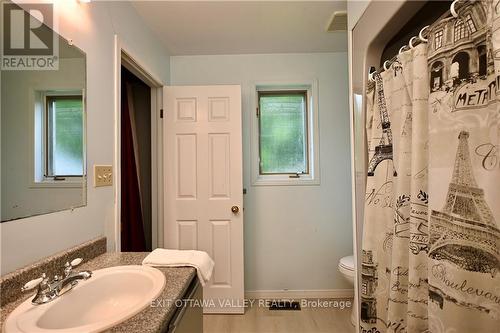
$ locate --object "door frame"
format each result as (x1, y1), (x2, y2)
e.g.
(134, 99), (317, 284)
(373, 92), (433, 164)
(113, 35), (164, 252)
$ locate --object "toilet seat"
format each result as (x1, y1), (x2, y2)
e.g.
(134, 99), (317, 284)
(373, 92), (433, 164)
(339, 255), (354, 271)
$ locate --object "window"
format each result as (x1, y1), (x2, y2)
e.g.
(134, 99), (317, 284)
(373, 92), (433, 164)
(251, 81), (319, 186)
(434, 30), (443, 49)
(430, 61), (444, 90)
(258, 91), (308, 175)
(45, 95), (84, 177)
(454, 19), (468, 42)
(465, 13), (477, 33)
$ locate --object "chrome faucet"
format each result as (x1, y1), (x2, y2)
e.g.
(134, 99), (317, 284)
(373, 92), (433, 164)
(21, 258), (92, 305)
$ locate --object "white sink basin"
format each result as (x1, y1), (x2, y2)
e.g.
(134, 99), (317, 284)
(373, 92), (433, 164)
(4, 265), (165, 333)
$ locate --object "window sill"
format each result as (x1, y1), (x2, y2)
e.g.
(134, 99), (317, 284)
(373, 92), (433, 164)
(252, 174), (320, 186)
(30, 179), (84, 188)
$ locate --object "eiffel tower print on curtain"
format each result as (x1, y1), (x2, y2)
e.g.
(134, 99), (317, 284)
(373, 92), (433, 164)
(367, 73), (397, 177)
(429, 131), (500, 276)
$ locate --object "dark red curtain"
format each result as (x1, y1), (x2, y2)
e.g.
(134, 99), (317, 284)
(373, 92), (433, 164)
(121, 79), (146, 252)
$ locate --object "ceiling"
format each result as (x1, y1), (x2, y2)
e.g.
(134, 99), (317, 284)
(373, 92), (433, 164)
(131, 1), (347, 56)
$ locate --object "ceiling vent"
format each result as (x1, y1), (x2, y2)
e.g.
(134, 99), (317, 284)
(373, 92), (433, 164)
(326, 11), (347, 32)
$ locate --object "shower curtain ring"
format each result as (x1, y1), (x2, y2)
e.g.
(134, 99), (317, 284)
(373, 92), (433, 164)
(450, 0), (459, 18)
(419, 25), (430, 42)
(409, 36), (417, 49)
(399, 45), (409, 54)
(368, 71), (376, 82)
(383, 60), (391, 71)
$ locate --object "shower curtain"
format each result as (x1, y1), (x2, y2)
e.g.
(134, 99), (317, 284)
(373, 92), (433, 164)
(360, 2), (499, 332)
(121, 79), (147, 252)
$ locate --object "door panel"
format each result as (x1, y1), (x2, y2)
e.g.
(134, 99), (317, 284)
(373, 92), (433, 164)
(164, 85), (244, 314)
(176, 134), (197, 199)
(177, 220), (198, 250)
(209, 134), (230, 199)
(210, 219), (232, 286)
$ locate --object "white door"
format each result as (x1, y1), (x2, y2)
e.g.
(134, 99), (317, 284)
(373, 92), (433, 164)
(163, 85), (244, 314)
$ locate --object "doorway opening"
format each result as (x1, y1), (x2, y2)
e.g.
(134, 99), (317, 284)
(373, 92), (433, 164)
(116, 48), (163, 253)
(452, 51), (470, 80)
(120, 66), (152, 251)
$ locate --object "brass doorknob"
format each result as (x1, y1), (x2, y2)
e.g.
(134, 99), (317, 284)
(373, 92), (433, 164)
(231, 206), (240, 214)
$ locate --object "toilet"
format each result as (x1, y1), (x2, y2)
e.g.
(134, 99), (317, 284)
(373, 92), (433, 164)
(338, 255), (357, 326)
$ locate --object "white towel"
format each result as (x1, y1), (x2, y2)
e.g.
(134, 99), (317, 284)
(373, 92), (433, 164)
(142, 249), (215, 286)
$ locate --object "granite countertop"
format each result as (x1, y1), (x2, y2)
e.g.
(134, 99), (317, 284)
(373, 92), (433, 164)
(1, 252), (197, 333)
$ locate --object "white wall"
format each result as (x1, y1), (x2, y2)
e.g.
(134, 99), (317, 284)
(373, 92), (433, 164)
(171, 53), (353, 291)
(347, 0), (370, 30)
(0, 1), (170, 275)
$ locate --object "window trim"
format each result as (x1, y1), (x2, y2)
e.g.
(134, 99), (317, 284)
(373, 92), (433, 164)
(250, 80), (320, 186)
(257, 90), (310, 176)
(30, 89), (86, 188)
(45, 94), (85, 178)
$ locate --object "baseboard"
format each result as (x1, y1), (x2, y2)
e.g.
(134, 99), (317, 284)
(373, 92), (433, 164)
(203, 306), (245, 314)
(245, 289), (354, 300)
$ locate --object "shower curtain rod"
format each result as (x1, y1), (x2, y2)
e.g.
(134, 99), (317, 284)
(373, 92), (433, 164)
(368, 0), (465, 81)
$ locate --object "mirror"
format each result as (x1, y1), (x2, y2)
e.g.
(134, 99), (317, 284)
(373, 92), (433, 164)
(1, 15), (86, 222)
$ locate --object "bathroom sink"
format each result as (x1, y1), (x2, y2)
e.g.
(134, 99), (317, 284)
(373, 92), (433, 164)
(4, 265), (165, 333)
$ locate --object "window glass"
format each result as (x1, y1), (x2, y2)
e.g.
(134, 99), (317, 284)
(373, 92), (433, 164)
(465, 14), (476, 33)
(47, 96), (84, 176)
(434, 30), (443, 49)
(454, 20), (468, 42)
(258, 92), (308, 174)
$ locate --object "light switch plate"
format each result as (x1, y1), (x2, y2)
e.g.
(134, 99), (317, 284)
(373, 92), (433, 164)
(94, 165), (113, 187)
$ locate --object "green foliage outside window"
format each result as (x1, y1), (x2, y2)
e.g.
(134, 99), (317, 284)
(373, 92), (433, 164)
(259, 92), (307, 174)
(47, 97), (83, 176)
